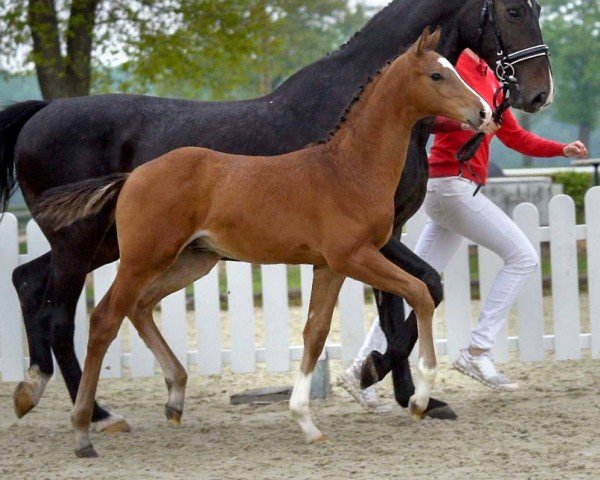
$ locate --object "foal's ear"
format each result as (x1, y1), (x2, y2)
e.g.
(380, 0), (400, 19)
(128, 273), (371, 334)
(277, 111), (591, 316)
(414, 26), (441, 56)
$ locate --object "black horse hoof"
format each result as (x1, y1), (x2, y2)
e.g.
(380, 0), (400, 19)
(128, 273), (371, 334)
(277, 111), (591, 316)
(360, 351), (384, 389)
(424, 398), (458, 420)
(75, 444), (99, 458)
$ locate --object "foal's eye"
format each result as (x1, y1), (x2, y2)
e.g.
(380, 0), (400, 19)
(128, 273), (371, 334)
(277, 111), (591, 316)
(431, 73), (443, 81)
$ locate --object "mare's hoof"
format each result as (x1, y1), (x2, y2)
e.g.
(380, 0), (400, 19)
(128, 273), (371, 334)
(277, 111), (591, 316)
(95, 413), (132, 434)
(424, 403), (457, 421)
(165, 405), (183, 426)
(75, 445), (99, 458)
(13, 382), (36, 419)
(360, 352), (382, 389)
(308, 434), (329, 444)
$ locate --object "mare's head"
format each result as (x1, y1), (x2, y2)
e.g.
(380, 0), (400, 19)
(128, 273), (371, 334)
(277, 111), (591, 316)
(459, 0), (553, 112)
(395, 28), (492, 131)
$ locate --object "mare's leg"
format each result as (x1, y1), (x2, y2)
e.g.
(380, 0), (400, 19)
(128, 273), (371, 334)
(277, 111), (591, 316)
(331, 245), (437, 419)
(11, 243), (121, 428)
(47, 237), (131, 432)
(290, 266), (344, 443)
(12, 253), (54, 417)
(363, 237), (454, 418)
(129, 249), (220, 425)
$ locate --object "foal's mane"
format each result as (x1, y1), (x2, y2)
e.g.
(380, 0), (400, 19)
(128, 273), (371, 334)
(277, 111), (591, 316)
(315, 56), (398, 146)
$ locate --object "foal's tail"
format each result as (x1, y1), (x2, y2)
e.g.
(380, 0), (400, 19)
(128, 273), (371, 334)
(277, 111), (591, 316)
(34, 173), (130, 231)
(0, 100), (49, 214)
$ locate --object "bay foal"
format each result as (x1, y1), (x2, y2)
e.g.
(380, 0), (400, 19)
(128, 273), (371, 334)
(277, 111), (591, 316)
(37, 28), (491, 457)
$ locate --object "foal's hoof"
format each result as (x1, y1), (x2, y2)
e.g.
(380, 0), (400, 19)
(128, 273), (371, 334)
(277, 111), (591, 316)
(165, 405), (183, 426)
(408, 396), (426, 420)
(360, 352), (382, 389)
(95, 413), (132, 434)
(308, 434), (329, 444)
(423, 398), (458, 421)
(13, 382), (36, 419)
(75, 445), (99, 458)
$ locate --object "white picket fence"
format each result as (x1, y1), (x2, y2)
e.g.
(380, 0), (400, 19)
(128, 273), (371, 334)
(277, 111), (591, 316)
(1, 190), (599, 382)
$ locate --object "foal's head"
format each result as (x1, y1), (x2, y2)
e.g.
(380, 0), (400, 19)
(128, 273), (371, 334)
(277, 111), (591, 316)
(394, 28), (492, 131)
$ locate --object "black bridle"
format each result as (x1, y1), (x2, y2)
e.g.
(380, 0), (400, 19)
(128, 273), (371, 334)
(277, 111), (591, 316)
(456, 0), (550, 194)
(480, 0), (549, 85)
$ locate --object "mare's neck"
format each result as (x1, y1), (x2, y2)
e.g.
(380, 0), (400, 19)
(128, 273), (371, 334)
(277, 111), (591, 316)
(271, 1), (464, 110)
(328, 58), (420, 193)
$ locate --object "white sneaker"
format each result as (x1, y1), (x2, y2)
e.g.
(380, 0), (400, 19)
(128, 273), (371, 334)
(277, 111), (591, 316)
(453, 349), (518, 391)
(337, 367), (392, 413)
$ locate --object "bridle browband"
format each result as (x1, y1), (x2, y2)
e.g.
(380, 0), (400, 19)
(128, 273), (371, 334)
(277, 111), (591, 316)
(456, 0), (550, 195)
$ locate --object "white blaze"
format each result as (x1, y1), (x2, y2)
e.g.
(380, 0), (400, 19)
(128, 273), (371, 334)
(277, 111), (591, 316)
(436, 56), (492, 124)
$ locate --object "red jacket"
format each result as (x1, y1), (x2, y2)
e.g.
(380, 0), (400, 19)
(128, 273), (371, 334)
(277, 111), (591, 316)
(429, 52), (566, 184)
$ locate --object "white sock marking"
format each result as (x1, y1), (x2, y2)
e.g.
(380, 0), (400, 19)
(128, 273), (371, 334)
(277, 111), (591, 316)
(290, 372), (322, 442)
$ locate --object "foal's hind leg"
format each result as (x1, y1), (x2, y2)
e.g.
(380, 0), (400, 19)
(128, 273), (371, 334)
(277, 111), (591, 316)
(129, 249), (220, 426)
(72, 260), (170, 457)
(290, 266), (344, 443)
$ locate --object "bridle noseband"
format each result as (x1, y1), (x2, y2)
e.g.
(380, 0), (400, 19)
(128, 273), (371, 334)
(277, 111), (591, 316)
(456, 0), (550, 195)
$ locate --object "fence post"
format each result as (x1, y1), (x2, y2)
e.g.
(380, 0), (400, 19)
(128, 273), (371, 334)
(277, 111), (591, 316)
(93, 262), (123, 377)
(339, 279), (365, 367)
(300, 264), (313, 320)
(261, 264), (290, 372)
(585, 188), (600, 359)
(227, 262), (255, 373)
(161, 289), (189, 369)
(478, 247), (507, 362)
(195, 266), (222, 374)
(514, 203), (545, 361)
(443, 239), (472, 360)
(0, 214), (25, 381)
(549, 195), (581, 360)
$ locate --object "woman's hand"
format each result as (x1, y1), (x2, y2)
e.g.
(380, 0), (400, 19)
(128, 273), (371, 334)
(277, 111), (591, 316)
(563, 141), (589, 159)
(470, 120), (501, 135)
(460, 122), (501, 135)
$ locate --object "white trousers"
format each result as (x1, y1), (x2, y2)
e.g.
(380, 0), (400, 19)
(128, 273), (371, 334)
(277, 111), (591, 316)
(357, 176), (539, 362)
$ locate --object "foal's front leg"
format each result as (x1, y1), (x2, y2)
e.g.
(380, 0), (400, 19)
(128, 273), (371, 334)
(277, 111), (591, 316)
(290, 266), (345, 443)
(332, 245), (437, 419)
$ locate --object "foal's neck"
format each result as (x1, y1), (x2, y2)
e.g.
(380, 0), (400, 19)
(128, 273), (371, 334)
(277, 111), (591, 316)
(327, 57), (420, 192)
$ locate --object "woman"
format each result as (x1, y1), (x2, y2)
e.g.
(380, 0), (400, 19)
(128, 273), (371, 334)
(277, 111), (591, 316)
(339, 49), (588, 412)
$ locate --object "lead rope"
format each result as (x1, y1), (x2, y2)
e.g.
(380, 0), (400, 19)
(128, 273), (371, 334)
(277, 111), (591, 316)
(456, 81), (512, 196)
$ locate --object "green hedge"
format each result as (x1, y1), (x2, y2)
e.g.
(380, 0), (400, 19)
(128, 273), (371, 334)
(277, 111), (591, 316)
(552, 172), (592, 223)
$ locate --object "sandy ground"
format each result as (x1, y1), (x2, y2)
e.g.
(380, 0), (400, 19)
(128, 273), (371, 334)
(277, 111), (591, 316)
(1, 352), (599, 480)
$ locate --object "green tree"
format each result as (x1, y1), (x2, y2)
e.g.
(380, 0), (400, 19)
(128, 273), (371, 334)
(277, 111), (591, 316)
(124, 1), (371, 100)
(542, 0), (600, 152)
(0, 1), (370, 101)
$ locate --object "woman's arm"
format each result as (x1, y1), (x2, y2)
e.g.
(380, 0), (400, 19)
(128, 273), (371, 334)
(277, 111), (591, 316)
(432, 117), (467, 134)
(496, 110), (583, 158)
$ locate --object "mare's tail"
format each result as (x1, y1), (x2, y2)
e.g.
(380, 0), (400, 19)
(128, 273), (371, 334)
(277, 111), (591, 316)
(0, 100), (50, 213)
(33, 173), (130, 231)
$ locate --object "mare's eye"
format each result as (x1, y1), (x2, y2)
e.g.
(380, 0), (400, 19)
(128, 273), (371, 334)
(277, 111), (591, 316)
(431, 73), (443, 81)
(508, 8), (521, 19)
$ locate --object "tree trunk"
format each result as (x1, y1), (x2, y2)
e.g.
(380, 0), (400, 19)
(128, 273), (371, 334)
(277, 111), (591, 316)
(28, 0), (66, 99)
(65, 0), (100, 97)
(28, 0), (99, 99)
(519, 112), (534, 167)
(578, 123), (591, 156)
